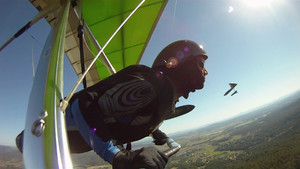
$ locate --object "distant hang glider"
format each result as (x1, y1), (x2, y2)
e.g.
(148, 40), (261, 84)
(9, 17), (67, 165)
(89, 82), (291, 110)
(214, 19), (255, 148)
(224, 82), (237, 96)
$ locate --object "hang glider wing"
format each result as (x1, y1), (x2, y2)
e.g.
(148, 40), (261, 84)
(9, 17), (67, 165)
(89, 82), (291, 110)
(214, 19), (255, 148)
(30, 0), (168, 87)
(229, 82), (237, 88)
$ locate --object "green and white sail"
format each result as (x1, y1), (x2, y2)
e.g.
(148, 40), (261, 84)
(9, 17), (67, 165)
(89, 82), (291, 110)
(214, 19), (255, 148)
(22, 0), (168, 168)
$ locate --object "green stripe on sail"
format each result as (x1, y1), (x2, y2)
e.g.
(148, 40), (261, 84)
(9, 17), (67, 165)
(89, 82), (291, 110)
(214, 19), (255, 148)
(82, 0), (167, 80)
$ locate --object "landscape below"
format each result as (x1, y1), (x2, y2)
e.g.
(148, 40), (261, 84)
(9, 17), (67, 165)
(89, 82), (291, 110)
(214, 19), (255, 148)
(1, 90), (299, 169)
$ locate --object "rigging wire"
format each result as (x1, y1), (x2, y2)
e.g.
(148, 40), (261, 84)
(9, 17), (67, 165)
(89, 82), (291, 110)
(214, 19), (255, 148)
(76, 0), (87, 88)
(26, 30), (43, 47)
(0, 2), (58, 52)
(26, 30), (44, 78)
(60, 0), (146, 112)
(82, 35), (103, 64)
(171, 0), (178, 34)
(31, 41), (35, 78)
(72, 3), (116, 75)
(78, 24), (87, 88)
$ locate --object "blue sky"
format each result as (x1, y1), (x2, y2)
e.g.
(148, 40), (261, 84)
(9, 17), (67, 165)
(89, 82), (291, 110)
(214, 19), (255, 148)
(1, 0), (300, 146)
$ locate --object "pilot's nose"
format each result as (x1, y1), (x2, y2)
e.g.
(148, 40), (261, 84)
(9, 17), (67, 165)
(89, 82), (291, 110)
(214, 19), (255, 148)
(203, 67), (208, 76)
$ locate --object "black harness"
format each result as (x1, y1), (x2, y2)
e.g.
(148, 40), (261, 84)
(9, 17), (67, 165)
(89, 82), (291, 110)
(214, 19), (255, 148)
(70, 65), (174, 145)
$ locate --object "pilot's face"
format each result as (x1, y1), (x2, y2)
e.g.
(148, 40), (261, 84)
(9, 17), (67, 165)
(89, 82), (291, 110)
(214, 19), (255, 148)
(191, 55), (208, 90)
(182, 55), (208, 99)
(197, 56), (208, 78)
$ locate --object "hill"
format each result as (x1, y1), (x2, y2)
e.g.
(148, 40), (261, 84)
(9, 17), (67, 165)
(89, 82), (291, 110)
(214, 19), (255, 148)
(0, 144), (110, 169)
(165, 90), (300, 169)
(0, 145), (23, 169)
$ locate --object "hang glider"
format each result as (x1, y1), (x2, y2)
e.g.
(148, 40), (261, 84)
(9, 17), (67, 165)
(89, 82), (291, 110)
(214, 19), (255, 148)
(224, 82), (237, 96)
(2, 0), (172, 169)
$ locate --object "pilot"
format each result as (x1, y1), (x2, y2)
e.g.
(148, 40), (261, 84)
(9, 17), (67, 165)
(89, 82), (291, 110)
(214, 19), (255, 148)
(16, 40), (208, 169)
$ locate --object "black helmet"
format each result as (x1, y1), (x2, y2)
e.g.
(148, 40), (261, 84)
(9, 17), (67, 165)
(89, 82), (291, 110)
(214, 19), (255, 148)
(152, 40), (208, 98)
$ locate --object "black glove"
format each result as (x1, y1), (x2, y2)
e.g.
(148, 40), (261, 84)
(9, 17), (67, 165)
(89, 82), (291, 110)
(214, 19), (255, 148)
(113, 146), (168, 169)
(152, 129), (169, 145)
